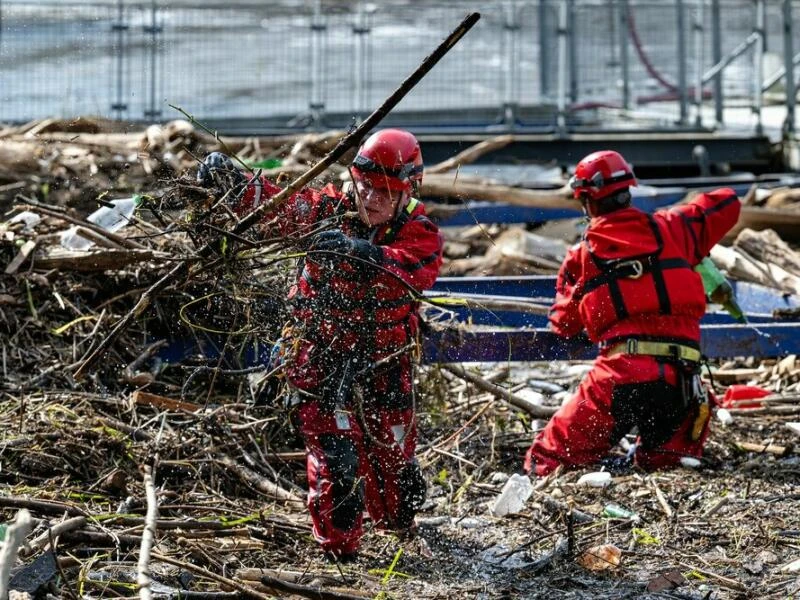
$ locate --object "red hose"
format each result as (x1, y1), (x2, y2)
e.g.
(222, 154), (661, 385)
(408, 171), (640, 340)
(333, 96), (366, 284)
(625, 0), (679, 94)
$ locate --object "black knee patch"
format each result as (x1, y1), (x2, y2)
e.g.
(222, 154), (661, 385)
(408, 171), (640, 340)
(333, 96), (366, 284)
(319, 435), (364, 531)
(395, 461), (426, 529)
(610, 380), (685, 450)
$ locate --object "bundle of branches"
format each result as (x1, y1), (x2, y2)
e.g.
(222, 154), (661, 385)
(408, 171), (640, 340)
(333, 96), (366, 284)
(0, 167), (304, 399)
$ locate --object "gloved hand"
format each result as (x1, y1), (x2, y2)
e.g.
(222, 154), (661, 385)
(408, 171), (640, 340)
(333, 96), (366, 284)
(309, 230), (383, 264)
(196, 152), (246, 194)
(309, 230), (353, 256)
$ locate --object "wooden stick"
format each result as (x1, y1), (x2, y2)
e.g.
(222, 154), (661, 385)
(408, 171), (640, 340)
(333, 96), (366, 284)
(735, 440), (790, 456)
(0, 510), (33, 600)
(137, 465), (159, 600)
(259, 575), (372, 600)
(0, 496), (88, 517)
(426, 134), (516, 174)
(422, 173), (574, 209)
(216, 454), (304, 505)
(150, 552), (273, 600)
(648, 478), (674, 519)
(73, 12), (481, 380)
(20, 515), (87, 558)
(678, 562), (748, 592)
(442, 364), (557, 418)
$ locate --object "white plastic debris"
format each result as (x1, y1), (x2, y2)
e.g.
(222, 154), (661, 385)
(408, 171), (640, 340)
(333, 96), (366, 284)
(576, 471), (612, 488)
(8, 211), (41, 232)
(780, 557), (800, 573)
(566, 364), (593, 378)
(60, 196), (140, 250)
(490, 473), (533, 517)
(490, 472), (510, 485)
(514, 388), (546, 406)
(786, 422), (800, 437)
(679, 456), (702, 469)
(716, 408), (733, 426)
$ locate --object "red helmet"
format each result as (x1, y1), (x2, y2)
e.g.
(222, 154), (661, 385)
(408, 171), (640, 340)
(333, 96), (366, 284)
(351, 129), (423, 192)
(569, 150), (637, 201)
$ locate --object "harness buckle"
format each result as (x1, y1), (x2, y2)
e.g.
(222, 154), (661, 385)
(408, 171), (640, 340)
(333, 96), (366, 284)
(626, 339), (638, 354)
(617, 259), (644, 279)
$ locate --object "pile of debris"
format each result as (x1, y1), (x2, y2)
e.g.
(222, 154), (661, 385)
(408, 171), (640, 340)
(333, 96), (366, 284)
(2, 119), (800, 599)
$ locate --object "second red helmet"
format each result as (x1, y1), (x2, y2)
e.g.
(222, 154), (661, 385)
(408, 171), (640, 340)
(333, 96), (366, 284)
(351, 129), (423, 192)
(569, 150), (637, 202)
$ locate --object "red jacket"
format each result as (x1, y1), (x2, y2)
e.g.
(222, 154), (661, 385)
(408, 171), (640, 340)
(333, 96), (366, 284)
(237, 178), (443, 354)
(549, 188), (741, 344)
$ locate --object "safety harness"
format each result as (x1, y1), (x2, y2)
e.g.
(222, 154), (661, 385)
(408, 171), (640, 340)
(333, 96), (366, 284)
(584, 214), (692, 320)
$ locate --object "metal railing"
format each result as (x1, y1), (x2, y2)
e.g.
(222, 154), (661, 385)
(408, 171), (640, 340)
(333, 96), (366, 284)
(0, 0), (798, 134)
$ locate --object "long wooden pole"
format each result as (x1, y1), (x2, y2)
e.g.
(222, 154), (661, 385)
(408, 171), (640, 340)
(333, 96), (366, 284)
(74, 12), (481, 379)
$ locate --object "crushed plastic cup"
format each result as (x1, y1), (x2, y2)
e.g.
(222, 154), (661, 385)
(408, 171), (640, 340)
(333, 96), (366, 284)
(60, 196), (140, 250)
(490, 473), (533, 517)
(578, 543), (622, 571)
(577, 471), (612, 488)
(716, 408), (733, 426)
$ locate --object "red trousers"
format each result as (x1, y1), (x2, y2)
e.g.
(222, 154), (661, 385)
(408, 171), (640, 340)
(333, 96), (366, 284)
(524, 353), (712, 477)
(288, 343), (425, 556)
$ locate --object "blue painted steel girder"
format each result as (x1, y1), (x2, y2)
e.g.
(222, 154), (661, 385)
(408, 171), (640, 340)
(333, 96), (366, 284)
(430, 277), (800, 316)
(422, 323), (800, 363)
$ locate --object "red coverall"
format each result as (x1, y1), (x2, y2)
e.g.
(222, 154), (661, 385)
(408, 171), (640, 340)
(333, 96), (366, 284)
(239, 178), (443, 555)
(525, 188), (741, 476)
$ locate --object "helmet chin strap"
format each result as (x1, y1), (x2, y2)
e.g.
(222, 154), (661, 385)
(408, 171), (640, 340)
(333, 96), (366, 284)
(393, 190), (410, 220)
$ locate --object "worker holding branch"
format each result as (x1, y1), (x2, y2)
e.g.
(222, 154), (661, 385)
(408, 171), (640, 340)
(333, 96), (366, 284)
(525, 150), (741, 476)
(197, 129), (443, 560)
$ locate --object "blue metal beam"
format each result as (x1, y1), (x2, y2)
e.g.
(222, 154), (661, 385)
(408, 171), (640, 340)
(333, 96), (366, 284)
(422, 323), (800, 363)
(427, 188), (687, 227)
(432, 275), (556, 298)
(431, 277), (800, 316)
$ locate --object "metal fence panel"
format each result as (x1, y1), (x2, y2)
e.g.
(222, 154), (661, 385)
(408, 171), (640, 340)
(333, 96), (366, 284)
(0, 0), (795, 131)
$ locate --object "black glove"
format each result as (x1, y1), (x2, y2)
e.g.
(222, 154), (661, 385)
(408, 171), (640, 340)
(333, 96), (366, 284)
(196, 152), (246, 193)
(310, 230), (382, 264)
(309, 230), (353, 256)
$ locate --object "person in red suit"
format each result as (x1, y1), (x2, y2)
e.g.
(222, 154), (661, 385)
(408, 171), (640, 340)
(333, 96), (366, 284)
(524, 150), (740, 477)
(198, 129), (443, 559)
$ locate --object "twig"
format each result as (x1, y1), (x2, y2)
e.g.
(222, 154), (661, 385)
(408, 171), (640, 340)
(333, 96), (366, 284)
(677, 562), (748, 592)
(0, 496), (88, 517)
(442, 364), (557, 418)
(20, 515), (88, 558)
(702, 496), (729, 519)
(150, 552), (273, 600)
(426, 134), (516, 174)
(0, 509), (33, 599)
(648, 477), (674, 519)
(138, 464), (159, 600)
(259, 575), (372, 600)
(216, 454), (304, 505)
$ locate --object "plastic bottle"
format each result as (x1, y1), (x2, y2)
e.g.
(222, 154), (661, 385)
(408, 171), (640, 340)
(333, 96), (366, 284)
(694, 257), (746, 323)
(60, 196), (141, 250)
(490, 473), (533, 517)
(602, 503), (639, 521)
